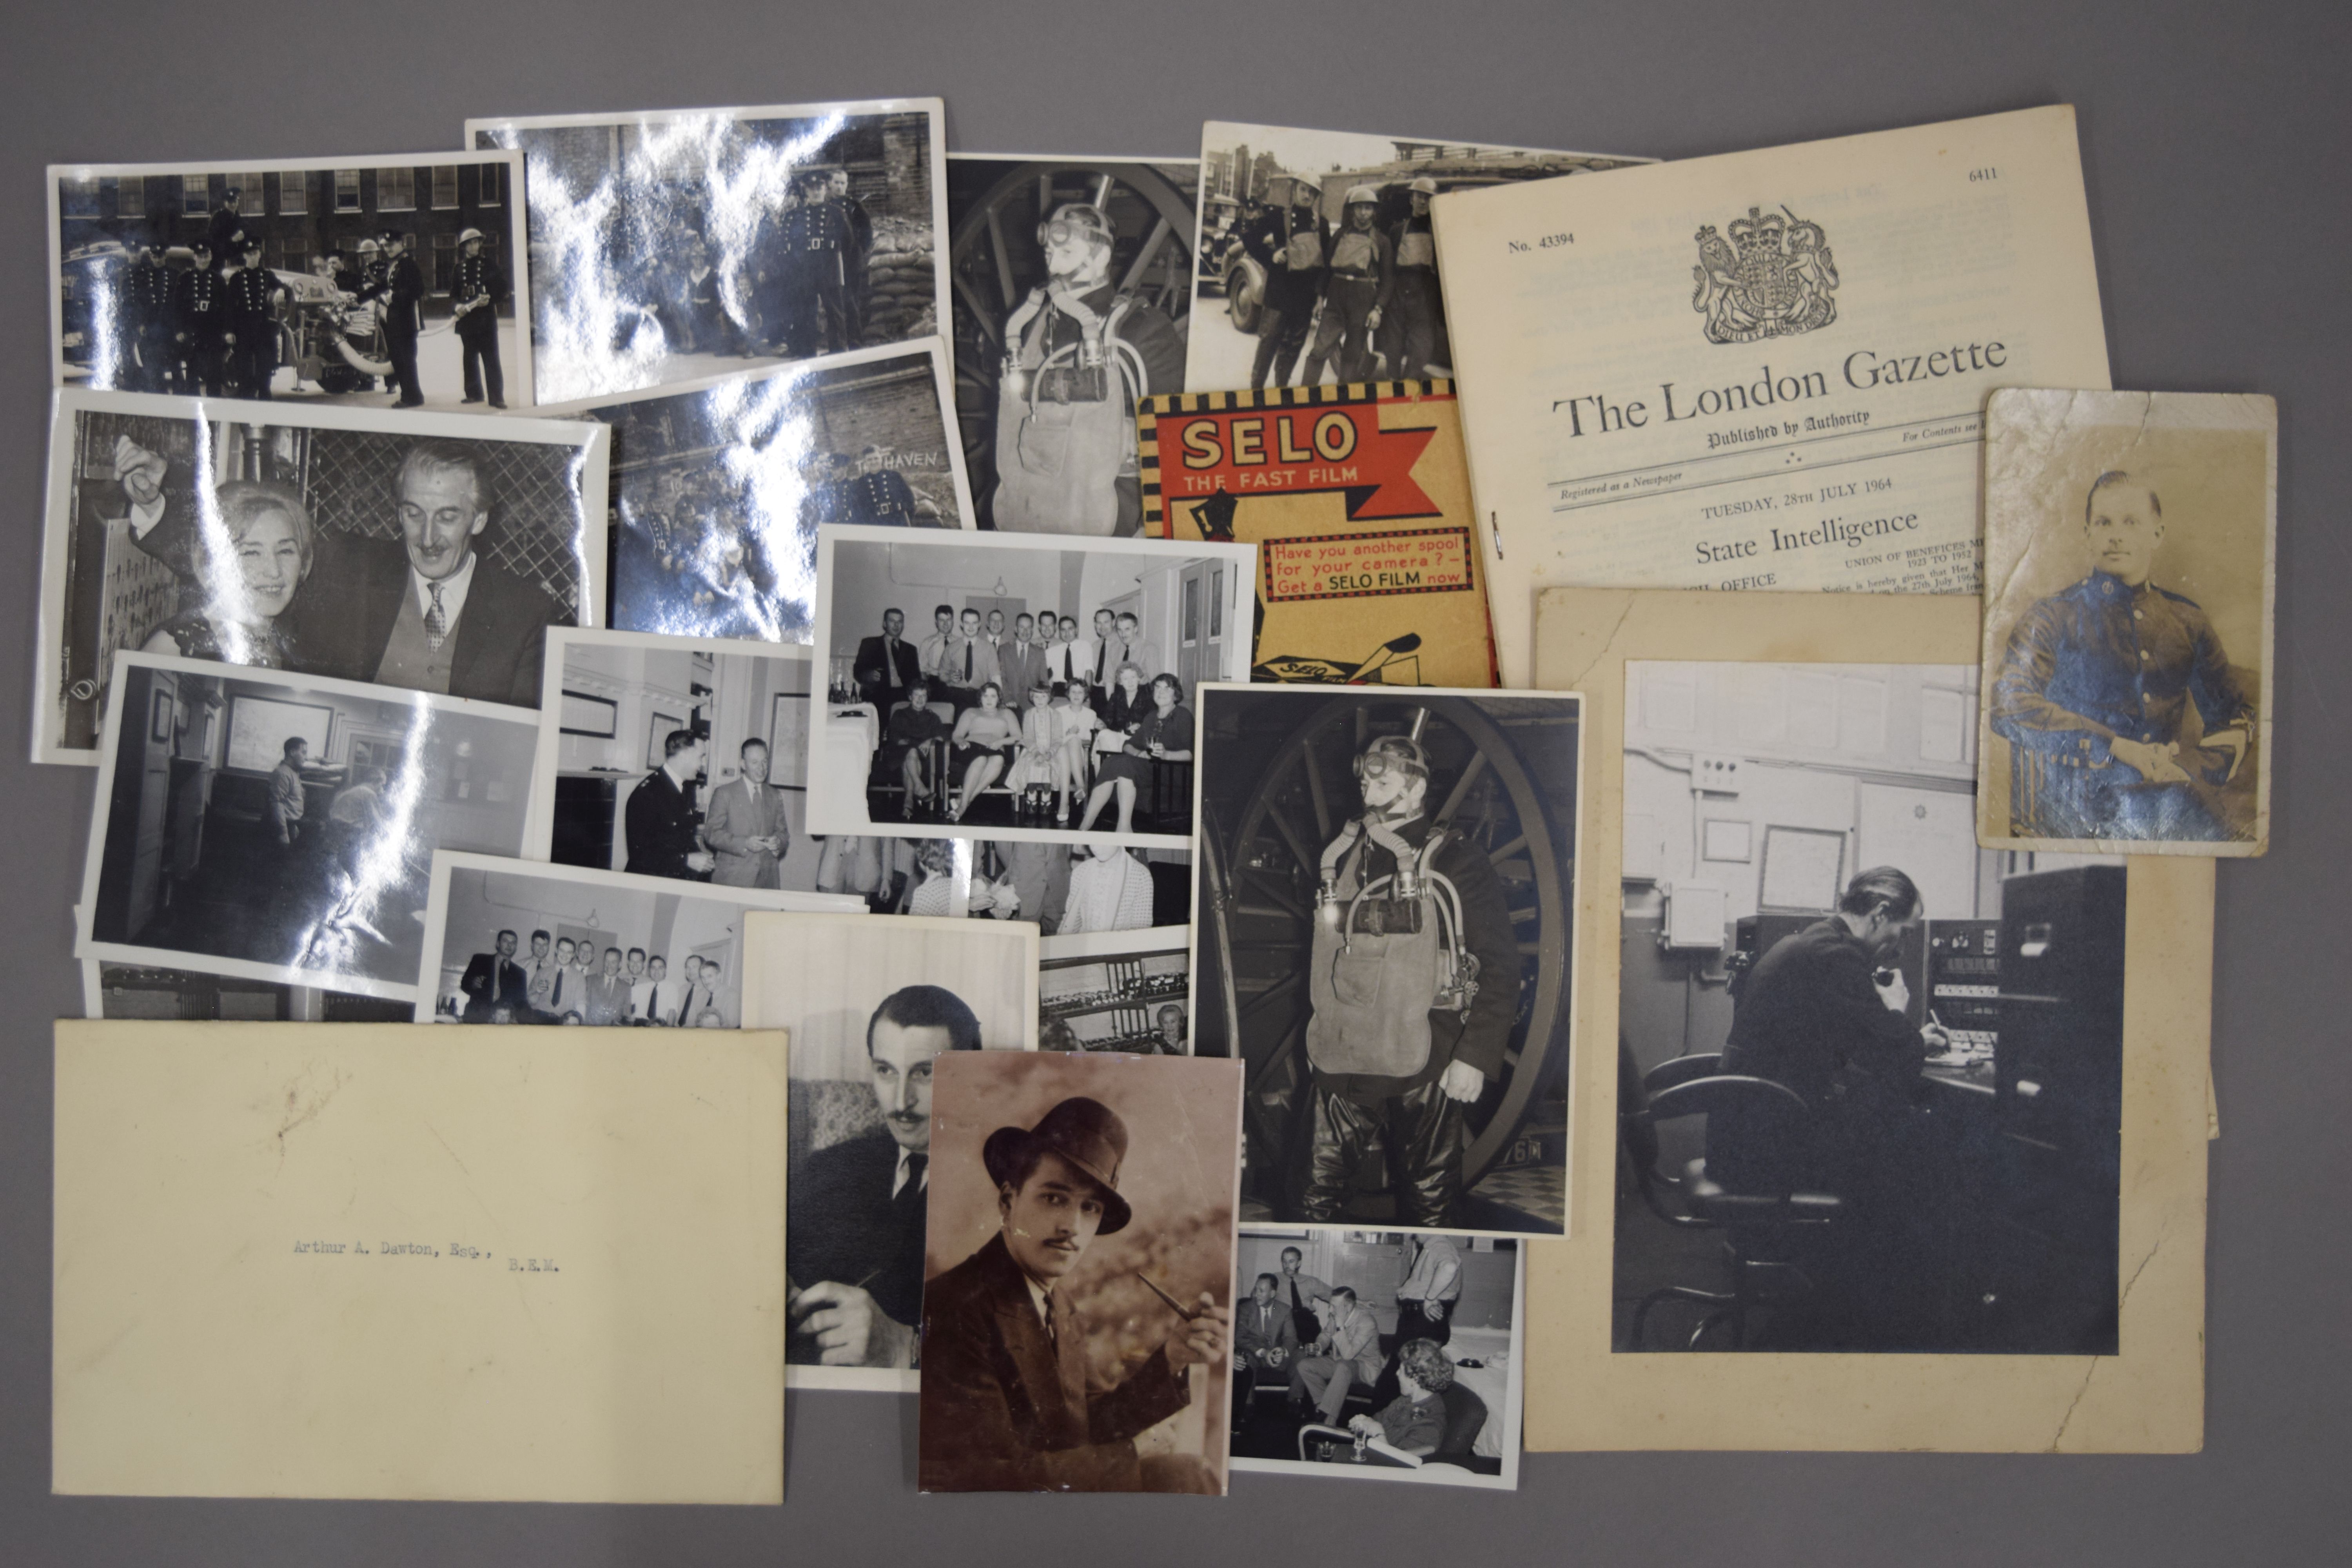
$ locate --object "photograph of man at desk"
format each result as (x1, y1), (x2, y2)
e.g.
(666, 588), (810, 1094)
(1614, 661), (2125, 1355)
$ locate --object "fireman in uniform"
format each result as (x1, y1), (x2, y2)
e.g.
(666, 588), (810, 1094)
(1383, 177), (1443, 381)
(775, 170), (850, 356)
(365, 229), (426, 407)
(171, 238), (230, 397)
(123, 235), (176, 392)
(206, 189), (249, 267)
(452, 227), (506, 408)
(1299, 186), (1394, 387)
(1241, 174), (1328, 390)
(830, 168), (874, 347)
(833, 446), (922, 525)
(224, 239), (288, 399)
(1295, 735), (1518, 1228)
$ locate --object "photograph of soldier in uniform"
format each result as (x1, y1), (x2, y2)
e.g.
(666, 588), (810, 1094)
(535, 342), (973, 643)
(1228, 1228), (1525, 1489)
(76, 653), (540, 1002)
(809, 527), (1252, 848)
(1187, 123), (1643, 392)
(35, 390), (608, 765)
(49, 156), (532, 409)
(917, 1049), (1242, 1493)
(411, 851), (860, 1025)
(1613, 660), (2129, 1354)
(1977, 389), (2275, 856)
(945, 156), (1197, 534)
(467, 100), (946, 405)
(734, 911), (1038, 1394)
(1191, 686), (1583, 1238)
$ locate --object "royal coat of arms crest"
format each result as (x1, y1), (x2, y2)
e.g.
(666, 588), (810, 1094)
(1692, 205), (1839, 345)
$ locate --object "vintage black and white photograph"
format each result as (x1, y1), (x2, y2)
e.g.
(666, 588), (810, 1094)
(810, 526), (1253, 846)
(468, 100), (947, 404)
(75, 653), (539, 1001)
(1189, 122), (1640, 392)
(1978, 390), (2275, 856)
(50, 154), (532, 411)
(413, 850), (860, 1025)
(1228, 1229), (1523, 1489)
(1615, 661), (2127, 1353)
(1192, 686), (1581, 1238)
(918, 1050), (1242, 1493)
(1039, 925), (1192, 1054)
(946, 155), (1196, 535)
(539, 343), (971, 642)
(34, 388), (608, 764)
(81, 959), (412, 1023)
(735, 911), (1036, 1394)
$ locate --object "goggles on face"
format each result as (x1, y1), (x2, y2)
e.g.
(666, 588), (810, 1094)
(1352, 738), (1428, 783)
(1038, 205), (1114, 250)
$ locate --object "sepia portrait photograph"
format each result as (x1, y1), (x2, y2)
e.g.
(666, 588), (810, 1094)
(918, 1050), (1243, 1493)
(49, 153), (532, 413)
(946, 154), (1197, 535)
(76, 653), (539, 1000)
(539, 342), (973, 643)
(736, 911), (1037, 1394)
(1188, 122), (1641, 393)
(412, 850), (859, 1026)
(34, 388), (608, 764)
(1039, 924), (1192, 1054)
(1978, 389), (2276, 856)
(468, 100), (946, 404)
(1228, 1228), (1524, 1489)
(1615, 660), (2127, 1354)
(82, 959), (410, 1024)
(1192, 685), (1581, 1238)
(808, 526), (1253, 846)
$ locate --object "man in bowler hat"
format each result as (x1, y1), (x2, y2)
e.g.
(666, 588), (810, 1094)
(918, 1097), (1228, 1493)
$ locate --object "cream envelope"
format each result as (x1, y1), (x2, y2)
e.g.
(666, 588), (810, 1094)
(53, 1020), (787, 1503)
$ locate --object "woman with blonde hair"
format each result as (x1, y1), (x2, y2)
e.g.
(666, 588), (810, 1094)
(142, 478), (314, 666)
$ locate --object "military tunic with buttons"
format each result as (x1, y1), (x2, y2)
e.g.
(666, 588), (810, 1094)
(452, 250), (505, 406)
(123, 256), (175, 390)
(1990, 568), (2255, 840)
(171, 263), (229, 396)
(225, 264), (286, 399)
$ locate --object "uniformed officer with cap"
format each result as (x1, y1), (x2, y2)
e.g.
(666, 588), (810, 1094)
(451, 227), (506, 407)
(1299, 185), (1394, 386)
(832, 446), (922, 524)
(363, 229), (426, 407)
(224, 238), (289, 399)
(1990, 468), (2256, 841)
(918, 1095), (1228, 1493)
(780, 170), (851, 356)
(123, 233), (175, 392)
(171, 238), (229, 396)
(206, 188), (248, 266)
(1383, 176), (1443, 380)
(1240, 174), (1329, 389)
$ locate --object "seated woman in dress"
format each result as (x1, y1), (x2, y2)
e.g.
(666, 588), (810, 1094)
(141, 478), (312, 666)
(1004, 682), (1060, 822)
(1077, 672), (1193, 835)
(1100, 661), (1150, 735)
(1049, 681), (1099, 827)
(880, 678), (949, 820)
(946, 681), (1023, 823)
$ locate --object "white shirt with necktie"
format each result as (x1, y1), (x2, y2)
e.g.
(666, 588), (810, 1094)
(411, 552), (477, 642)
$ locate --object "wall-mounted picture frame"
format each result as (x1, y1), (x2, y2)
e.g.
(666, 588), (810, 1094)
(149, 690), (172, 745)
(1758, 823), (1845, 913)
(1701, 818), (1752, 862)
(559, 690), (618, 739)
(646, 710), (685, 770)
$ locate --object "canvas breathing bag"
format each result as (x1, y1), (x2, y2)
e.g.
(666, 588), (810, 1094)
(1305, 817), (1479, 1080)
(993, 285), (1147, 535)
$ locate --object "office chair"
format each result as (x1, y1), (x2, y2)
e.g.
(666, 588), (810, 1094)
(1626, 1073), (1843, 1350)
(1621, 1049), (1724, 1227)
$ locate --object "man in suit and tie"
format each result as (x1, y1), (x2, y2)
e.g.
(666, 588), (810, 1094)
(642, 955), (686, 1026)
(706, 738), (791, 888)
(1274, 1245), (1334, 1354)
(521, 929), (568, 1020)
(582, 946), (630, 1026)
(917, 1096), (1228, 1493)
(1289, 1285), (1383, 1424)
(853, 607), (922, 710)
(1114, 611), (1161, 680)
(1232, 1271), (1301, 1433)
(916, 604), (956, 686)
(675, 955), (720, 1027)
(998, 612), (1047, 705)
(937, 606), (996, 714)
(625, 730), (715, 880)
(460, 929), (530, 1022)
(789, 985), (984, 1371)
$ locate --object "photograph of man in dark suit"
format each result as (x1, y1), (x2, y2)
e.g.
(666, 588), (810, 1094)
(852, 607), (922, 710)
(1231, 1271), (1300, 1432)
(705, 738), (790, 888)
(624, 729), (714, 880)
(917, 1095), (1228, 1494)
(459, 928), (530, 1022)
(788, 985), (982, 1371)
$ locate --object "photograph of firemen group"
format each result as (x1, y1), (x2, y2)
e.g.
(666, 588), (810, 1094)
(1186, 123), (1641, 392)
(50, 158), (529, 411)
(467, 102), (946, 404)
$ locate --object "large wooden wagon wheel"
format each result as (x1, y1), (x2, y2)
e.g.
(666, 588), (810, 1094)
(947, 162), (1196, 525)
(1198, 695), (1576, 1211)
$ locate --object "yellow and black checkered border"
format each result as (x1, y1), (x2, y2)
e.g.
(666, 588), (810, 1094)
(1135, 378), (1455, 535)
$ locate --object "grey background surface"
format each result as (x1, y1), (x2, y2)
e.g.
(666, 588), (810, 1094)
(5, 1), (2343, 1561)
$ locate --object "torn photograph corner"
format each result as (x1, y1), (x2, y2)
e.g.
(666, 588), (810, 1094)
(34, 387), (608, 765)
(1040, 924), (1192, 1055)
(412, 850), (864, 1027)
(468, 99), (947, 405)
(808, 524), (1254, 848)
(945, 153), (1198, 535)
(74, 652), (541, 1002)
(917, 1049), (1243, 1493)
(734, 910), (1038, 1394)
(1186, 121), (1645, 395)
(1228, 1228), (1524, 1490)
(1191, 683), (1582, 1239)
(49, 152), (534, 413)
(1977, 388), (2276, 857)
(536, 341), (975, 644)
